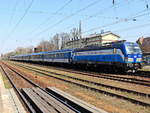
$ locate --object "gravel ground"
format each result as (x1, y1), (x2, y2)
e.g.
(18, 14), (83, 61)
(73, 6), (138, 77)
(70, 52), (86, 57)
(142, 65), (150, 71)
(5, 61), (150, 113)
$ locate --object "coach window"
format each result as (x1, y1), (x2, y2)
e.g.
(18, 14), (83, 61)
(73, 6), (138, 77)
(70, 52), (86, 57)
(59, 53), (61, 58)
(51, 54), (53, 58)
(53, 54), (56, 58)
(56, 54), (58, 58)
(48, 54), (50, 58)
(47, 54), (49, 58)
(61, 53), (64, 58)
(56, 53), (58, 58)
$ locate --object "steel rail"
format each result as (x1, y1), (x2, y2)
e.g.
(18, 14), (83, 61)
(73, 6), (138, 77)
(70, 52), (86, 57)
(13, 63), (150, 107)
(2, 62), (101, 113)
(0, 64), (36, 113)
(15, 63), (150, 98)
(14, 62), (150, 87)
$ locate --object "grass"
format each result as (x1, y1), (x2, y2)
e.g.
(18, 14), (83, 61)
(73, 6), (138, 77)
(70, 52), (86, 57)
(0, 69), (12, 89)
(140, 65), (150, 71)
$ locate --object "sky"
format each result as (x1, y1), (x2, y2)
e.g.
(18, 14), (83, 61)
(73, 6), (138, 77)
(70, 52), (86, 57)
(0, 0), (150, 54)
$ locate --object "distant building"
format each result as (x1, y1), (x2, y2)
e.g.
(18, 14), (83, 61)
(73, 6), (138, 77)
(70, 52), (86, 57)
(137, 37), (150, 64)
(62, 31), (120, 49)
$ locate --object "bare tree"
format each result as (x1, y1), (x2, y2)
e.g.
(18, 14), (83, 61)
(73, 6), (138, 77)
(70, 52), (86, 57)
(2, 52), (16, 59)
(59, 32), (70, 49)
(70, 28), (79, 40)
(15, 47), (26, 55)
(26, 46), (34, 53)
(35, 40), (55, 52)
(52, 34), (60, 50)
(3, 26), (82, 59)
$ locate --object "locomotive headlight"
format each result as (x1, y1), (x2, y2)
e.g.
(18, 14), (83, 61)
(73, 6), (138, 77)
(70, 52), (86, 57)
(125, 57), (133, 62)
(136, 58), (142, 62)
(128, 58), (133, 62)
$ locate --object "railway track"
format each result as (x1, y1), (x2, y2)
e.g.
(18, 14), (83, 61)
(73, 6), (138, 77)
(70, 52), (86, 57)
(13, 62), (150, 87)
(26, 62), (150, 78)
(49, 66), (150, 84)
(135, 71), (150, 78)
(1, 62), (104, 113)
(12, 62), (150, 97)
(9, 62), (150, 107)
(53, 68), (150, 86)
(21, 62), (150, 79)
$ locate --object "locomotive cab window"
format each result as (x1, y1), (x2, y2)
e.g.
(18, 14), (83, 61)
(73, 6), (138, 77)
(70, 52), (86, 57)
(126, 44), (142, 54)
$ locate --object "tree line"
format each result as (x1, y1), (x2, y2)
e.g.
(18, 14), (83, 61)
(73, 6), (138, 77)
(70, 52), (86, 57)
(1, 28), (80, 59)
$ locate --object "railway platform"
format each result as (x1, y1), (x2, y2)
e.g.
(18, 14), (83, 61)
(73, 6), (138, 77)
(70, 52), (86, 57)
(0, 72), (26, 113)
(46, 87), (108, 113)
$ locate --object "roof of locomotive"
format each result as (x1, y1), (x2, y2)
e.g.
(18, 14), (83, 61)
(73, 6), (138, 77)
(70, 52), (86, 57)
(74, 41), (139, 52)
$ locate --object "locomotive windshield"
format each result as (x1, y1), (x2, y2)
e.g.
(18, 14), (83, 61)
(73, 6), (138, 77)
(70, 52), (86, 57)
(126, 44), (142, 54)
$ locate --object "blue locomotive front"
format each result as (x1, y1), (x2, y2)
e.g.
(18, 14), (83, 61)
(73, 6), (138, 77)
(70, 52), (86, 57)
(72, 41), (143, 72)
(123, 42), (142, 72)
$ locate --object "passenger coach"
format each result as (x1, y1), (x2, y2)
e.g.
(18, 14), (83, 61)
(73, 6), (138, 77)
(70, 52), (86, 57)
(10, 49), (73, 63)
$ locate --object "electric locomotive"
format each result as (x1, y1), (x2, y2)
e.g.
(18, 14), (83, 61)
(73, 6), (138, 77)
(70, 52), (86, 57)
(72, 41), (142, 72)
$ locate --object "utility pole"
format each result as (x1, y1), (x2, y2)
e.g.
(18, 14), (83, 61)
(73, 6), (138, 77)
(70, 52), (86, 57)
(79, 20), (82, 39)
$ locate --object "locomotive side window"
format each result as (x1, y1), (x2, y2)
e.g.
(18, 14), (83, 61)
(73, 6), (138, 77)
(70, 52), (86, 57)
(126, 44), (142, 54)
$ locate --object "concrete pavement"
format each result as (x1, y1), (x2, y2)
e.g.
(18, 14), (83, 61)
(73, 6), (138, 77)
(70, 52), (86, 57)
(0, 72), (26, 113)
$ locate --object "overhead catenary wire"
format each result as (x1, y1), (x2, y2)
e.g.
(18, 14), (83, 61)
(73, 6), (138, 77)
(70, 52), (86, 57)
(122, 32), (150, 40)
(12, 0), (134, 41)
(0, 0), (34, 54)
(113, 22), (150, 33)
(9, 0), (19, 25)
(24, 0), (131, 42)
(82, 0), (132, 22)
(27, 0), (150, 43)
(33, 0), (103, 37)
(82, 8), (150, 34)
(1, 0), (150, 54)
(8, 0), (34, 37)
(58, 0), (135, 33)
(27, 0), (73, 35)
(142, 0), (149, 9)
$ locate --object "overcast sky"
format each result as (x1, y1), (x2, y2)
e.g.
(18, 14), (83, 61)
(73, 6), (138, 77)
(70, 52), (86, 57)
(0, 0), (150, 54)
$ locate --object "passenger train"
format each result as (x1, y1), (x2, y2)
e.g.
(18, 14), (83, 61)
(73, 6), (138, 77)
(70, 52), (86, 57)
(10, 41), (143, 72)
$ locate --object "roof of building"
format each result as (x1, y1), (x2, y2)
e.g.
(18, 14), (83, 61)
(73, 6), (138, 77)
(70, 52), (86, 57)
(85, 31), (120, 39)
(65, 31), (120, 44)
(137, 37), (150, 53)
